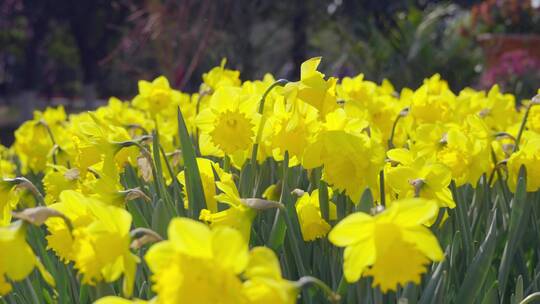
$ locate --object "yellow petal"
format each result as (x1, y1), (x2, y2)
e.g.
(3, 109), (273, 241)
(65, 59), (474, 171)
(94, 296), (149, 304)
(389, 198), (439, 227)
(387, 148), (414, 165)
(343, 239), (375, 283)
(167, 217), (212, 258)
(402, 226), (444, 261)
(0, 222), (36, 280)
(211, 227), (248, 274)
(244, 247), (282, 280)
(328, 212), (374, 247)
(122, 253), (139, 297)
(386, 166), (416, 193)
(300, 57), (322, 79)
(35, 258), (55, 287)
(144, 241), (176, 274)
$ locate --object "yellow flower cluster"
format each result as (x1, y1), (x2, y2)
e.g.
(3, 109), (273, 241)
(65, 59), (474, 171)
(0, 57), (538, 302)
(145, 218), (297, 304)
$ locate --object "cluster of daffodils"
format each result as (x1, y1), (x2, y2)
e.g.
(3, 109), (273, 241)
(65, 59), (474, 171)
(0, 57), (539, 303)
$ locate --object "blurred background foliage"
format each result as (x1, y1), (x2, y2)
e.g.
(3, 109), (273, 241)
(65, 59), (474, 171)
(0, 0), (539, 128)
(0, 0), (483, 97)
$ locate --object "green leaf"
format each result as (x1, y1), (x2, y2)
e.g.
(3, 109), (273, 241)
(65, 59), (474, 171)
(318, 180), (330, 222)
(126, 200), (150, 228)
(151, 129), (176, 217)
(159, 145), (185, 216)
(455, 211), (497, 303)
(499, 166), (532, 297)
(480, 281), (499, 304)
(450, 181), (473, 264)
(151, 198), (169, 238)
(432, 270), (448, 304)
(419, 259), (446, 304)
(515, 275), (524, 303)
(177, 107), (206, 218)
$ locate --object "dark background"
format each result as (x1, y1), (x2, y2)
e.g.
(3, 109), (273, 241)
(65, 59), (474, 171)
(1, 0), (531, 145)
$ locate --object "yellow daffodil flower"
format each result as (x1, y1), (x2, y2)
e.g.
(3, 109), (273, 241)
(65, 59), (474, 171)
(0, 220), (55, 295)
(132, 76), (187, 118)
(0, 179), (20, 225)
(242, 247), (298, 303)
(201, 58), (241, 92)
(45, 190), (139, 296)
(303, 109), (385, 202)
(284, 57), (338, 118)
(145, 218), (249, 304)
(145, 217), (295, 304)
(329, 198), (444, 292)
(507, 134), (540, 192)
(94, 296), (152, 304)
(199, 179), (256, 241)
(409, 74), (456, 125)
(177, 157), (233, 213)
(263, 97), (320, 165)
(295, 188), (337, 241)
(386, 149), (455, 210)
(196, 86), (260, 162)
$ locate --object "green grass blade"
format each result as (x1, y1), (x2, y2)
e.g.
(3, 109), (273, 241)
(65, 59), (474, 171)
(318, 180), (330, 222)
(456, 212), (497, 303)
(499, 165), (531, 297)
(450, 181), (473, 264)
(177, 107), (206, 218)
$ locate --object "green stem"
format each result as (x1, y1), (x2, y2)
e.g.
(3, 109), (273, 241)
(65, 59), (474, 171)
(25, 277), (40, 304)
(379, 170), (386, 207)
(450, 181), (473, 264)
(337, 276), (348, 298)
(337, 194), (347, 220)
(514, 103), (538, 152)
(387, 107), (408, 150)
(519, 292), (540, 304)
(244, 79), (288, 197)
(268, 152), (290, 250)
(95, 281), (115, 298)
(319, 180), (330, 222)
(223, 154), (231, 173)
(283, 207), (308, 276)
(297, 276), (341, 303)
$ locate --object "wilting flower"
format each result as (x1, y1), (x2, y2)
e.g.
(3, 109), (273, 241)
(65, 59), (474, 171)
(329, 198), (444, 292)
